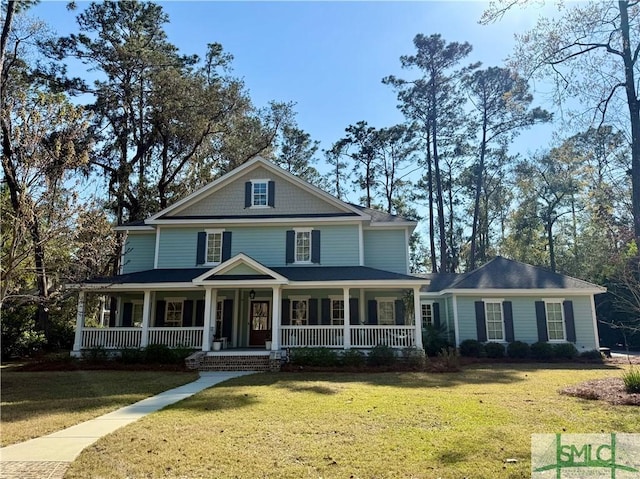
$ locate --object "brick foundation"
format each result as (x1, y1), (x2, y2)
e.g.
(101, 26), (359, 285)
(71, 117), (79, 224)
(185, 352), (281, 371)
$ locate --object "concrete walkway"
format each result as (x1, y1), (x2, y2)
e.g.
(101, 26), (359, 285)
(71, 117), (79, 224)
(0, 371), (255, 478)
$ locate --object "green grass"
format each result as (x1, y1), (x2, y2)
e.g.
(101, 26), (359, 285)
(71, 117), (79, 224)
(65, 364), (640, 479)
(0, 367), (198, 446)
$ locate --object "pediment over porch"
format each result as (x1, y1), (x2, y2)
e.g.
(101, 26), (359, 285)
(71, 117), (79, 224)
(192, 253), (288, 285)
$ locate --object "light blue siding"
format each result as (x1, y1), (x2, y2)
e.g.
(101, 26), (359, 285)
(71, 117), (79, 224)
(156, 224), (361, 268)
(156, 227), (200, 268)
(363, 229), (407, 274)
(122, 233), (155, 273)
(454, 295), (597, 350)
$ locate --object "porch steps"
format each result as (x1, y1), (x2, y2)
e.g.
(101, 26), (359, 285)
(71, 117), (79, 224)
(185, 352), (278, 372)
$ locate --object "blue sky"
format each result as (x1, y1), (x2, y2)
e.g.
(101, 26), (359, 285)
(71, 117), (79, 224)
(31, 1), (556, 166)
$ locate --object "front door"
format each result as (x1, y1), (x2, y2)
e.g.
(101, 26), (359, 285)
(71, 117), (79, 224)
(249, 300), (270, 346)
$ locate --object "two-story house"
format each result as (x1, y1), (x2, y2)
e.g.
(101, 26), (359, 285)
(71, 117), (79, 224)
(71, 156), (605, 368)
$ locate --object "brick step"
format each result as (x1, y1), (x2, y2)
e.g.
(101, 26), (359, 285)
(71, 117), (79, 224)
(186, 352), (279, 371)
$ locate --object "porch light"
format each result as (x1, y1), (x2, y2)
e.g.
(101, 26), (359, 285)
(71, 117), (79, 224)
(249, 289), (256, 299)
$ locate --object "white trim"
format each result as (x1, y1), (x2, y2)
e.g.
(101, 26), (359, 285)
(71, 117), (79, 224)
(192, 253), (288, 284)
(148, 157), (369, 221)
(288, 296), (309, 326)
(362, 221), (418, 229)
(119, 232), (128, 275)
(358, 223), (364, 266)
(154, 227), (161, 269)
(452, 295), (460, 346)
(590, 294), (600, 349)
(249, 178), (271, 208)
(113, 225), (155, 232)
(288, 295), (311, 301)
(293, 228), (313, 264)
(542, 297), (565, 302)
(482, 298), (504, 303)
(147, 217), (367, 226)
(431, 288), (605, 296)
(375, 297), (396, 326)
(543, 299), (567, 342)
(420, 300), (435, 328)
(484, 300), (505, 342)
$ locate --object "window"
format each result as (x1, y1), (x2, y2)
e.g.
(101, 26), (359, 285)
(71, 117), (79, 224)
(295, 230), (311, 263)
(545, 301), (565, 341)
(132, 301), (143, 327)
(421, 303), (433, 329)
(206, 231), (223, 264)
(252, 180), (268, 206)
(165, 300), (183, 327)
(331, 298), (345, 325)
(377, 299), (395, 325)
(485, 301), (504, 341)
(291, 298), (308, 325)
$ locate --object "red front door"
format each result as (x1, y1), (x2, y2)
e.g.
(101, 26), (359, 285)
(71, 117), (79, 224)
(249, 300), (270, 346)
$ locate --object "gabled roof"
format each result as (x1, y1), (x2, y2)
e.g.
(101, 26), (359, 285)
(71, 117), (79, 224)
(146, 156), (367, 223)
(192, 254), (288, 284)
(422, 256), (605, 294)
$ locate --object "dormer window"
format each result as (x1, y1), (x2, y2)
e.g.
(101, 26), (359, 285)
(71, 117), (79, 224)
(245, 180), (275, 208)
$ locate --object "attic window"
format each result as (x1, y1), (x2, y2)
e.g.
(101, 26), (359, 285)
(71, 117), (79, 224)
(245, 180), (275, 208)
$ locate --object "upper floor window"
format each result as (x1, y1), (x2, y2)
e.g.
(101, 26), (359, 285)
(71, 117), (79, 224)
(296, 230), (311, 263)
(206, 230), (223, 264)
(545, 300), (565, 341)
(484, 300), (504, 341)
(245, 180), (275, 208)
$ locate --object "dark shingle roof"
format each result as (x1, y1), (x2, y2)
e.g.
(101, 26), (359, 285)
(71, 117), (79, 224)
(348, 204), (415, 223)
(423, 256), (602, 291)
(86, 266), (424, 285)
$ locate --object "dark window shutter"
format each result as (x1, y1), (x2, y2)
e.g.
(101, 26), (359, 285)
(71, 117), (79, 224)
(108, 297), (117, 327)
(349, 298), (359, 325)
(281, 299), (291, 325)
(311, 230), (321, 264)
(563, 300), (576, 342)
(321, 298), (331, 325)
(308, 299), (318, 325)
(267, 180), (275, 207)
(394, 300), (405, 325)
(475, 301), (487, 342)
(222, 231), (232, 262)
(503, 301), (514, 342)
(245, 181), (252, 208)
(285, 230), (295, 264)
(368, 300), (378, 325)
(195, 299), (205, 327)
(433, 303), (441, 329)
(222, 299), (233, 337)
(155, 300), (166, 327)
(196, 232), (207, 265)
(183, 300), (194, 327)
(535, 301), (548, 342)
(122, 302), (133, 327)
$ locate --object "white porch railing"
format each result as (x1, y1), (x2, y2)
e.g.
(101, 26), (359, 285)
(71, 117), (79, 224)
(147, 327), (204, 348)
(82, 328), (142, 349)
(280, 325), (416, 348)
(350, 325), (416, 348)
(281, 325), (344, 348)
(80, 327), (204, 349)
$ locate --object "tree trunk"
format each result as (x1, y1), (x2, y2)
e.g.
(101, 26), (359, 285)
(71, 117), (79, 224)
(470, 119), (488, 270)
(426, 133), (438, 273)
(547, 219), (556, 273)
(619, 1), (640, 242)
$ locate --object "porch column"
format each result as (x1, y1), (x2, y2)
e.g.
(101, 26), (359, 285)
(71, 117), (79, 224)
(202, 288), (213, 351)
(271, 286), (281, 350)
(72, 290), (86, 356)
(140, 290), (152, 348)
(413, 286), (423, 349)
(343, 288), (351, 349)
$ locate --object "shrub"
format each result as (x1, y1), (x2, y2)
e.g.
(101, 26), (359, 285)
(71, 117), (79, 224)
(579, 349), (603, 362)
(622, 367), (640, 393)
(144, 344), (176, 364)
(120, 348), (145, 364)
(1, 304), (46, 359)
(402, 347), (427, 369)
(484, 342), (505, 358)
(507, 341), (530, 359)
(459, 339), (484, 358)
(289, 347), (340, 367)
(172, 346), (196, 363)
(530, 341), (554, 360)
(84, 346), (109, 361)
(340, 349), (366, 367)
(367, 344), (397, 367)
(429, 347), (460, 372)
(422, 325), (451, 357)
(553, 343), (578, 360)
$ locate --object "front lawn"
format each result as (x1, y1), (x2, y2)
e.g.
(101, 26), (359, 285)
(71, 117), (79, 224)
(0, 366), (198, 446)
(66, 364), (639, 479)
